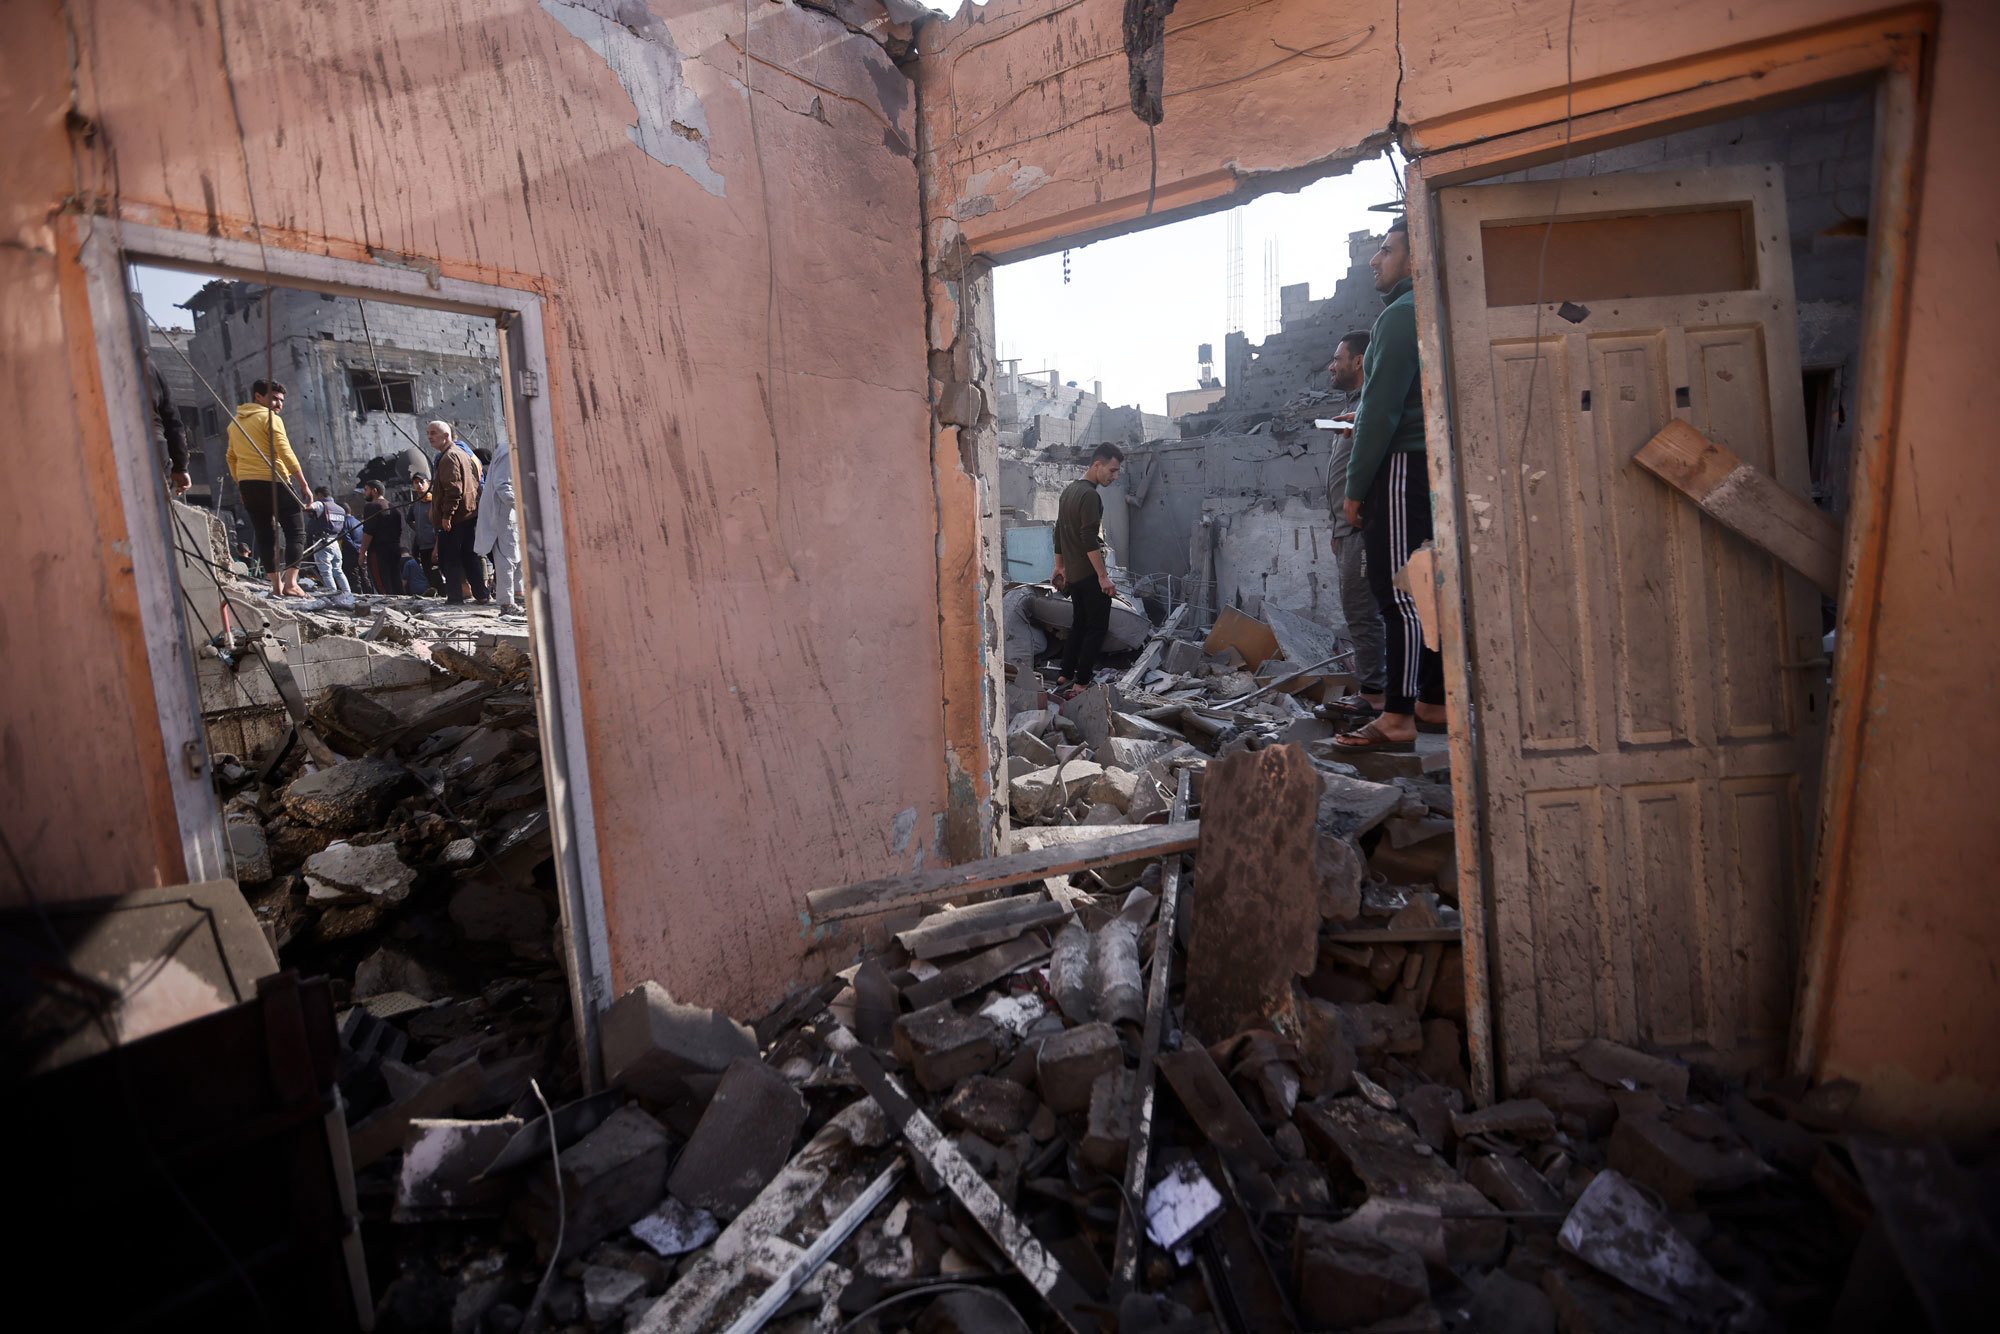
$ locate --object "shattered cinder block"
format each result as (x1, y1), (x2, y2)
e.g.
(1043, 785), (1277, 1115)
(394, 1116), (523, 1221)
(515, 1105), (671, 1262)
(599, 981), (758, 1102)
(1525, 1068), (1618, 1138)
(939, 1075), (1040, 1142)
(1466, 1153), (1565, 1215)
(893, 1002), (1005, 1093)
(1035, 1020), (1122, 1114)
(1292, 1218), (1430, 1328)
(1608, 1113), (1769, 1208)
(281, 756), (412, 831)
(667, 1057), (808, 1219)
(302, 839), (416, 905)
(1573, 1038), (1690, 1100)
(1009, 760), (1105, 819)
(1009, 728), (1058, 767)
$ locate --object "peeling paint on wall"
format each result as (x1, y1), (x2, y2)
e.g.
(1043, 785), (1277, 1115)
(952, 159), (1050, 220)
(541, 0), (725, 195)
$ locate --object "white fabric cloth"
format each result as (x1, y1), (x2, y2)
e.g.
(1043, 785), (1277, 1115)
(474, 442), (524, 604)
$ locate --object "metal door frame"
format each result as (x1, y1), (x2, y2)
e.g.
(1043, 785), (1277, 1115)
(77, 218), (614, 1086)
(1403, 21), (1931, 1102)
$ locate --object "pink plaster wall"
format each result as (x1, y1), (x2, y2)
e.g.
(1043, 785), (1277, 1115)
(1813, 0), (2000, 1136)
(917, 0), (2000, 1132)
(0, 0), (948, 1018)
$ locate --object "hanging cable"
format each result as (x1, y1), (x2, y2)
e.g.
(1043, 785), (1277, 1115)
(1510, 0), (1580, 468)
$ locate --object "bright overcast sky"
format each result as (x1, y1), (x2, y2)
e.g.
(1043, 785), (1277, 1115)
(994, 156), (1401, 417)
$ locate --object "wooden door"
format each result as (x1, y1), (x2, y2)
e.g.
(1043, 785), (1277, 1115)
(1437, 167), (1824, 1089)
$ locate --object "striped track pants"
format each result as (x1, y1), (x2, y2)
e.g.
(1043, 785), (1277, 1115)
(1361, 451), (1445, 715)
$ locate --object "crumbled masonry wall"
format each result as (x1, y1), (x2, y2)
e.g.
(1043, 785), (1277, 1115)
(918, 0), (2000, 1133)
(0, 0), (947, 1019)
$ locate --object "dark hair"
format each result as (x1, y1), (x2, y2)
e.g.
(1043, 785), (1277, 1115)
(252, 379), (285, 397)
(1091, 443), (1125, 463)
(1386, 216), (1408, 236)
(1337, 330), (1370, 357)
(314, 486), (331, 499)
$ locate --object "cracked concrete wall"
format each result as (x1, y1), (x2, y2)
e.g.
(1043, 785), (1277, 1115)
(1, 0), (943, 1020)
(915, 0), (2000, 1133)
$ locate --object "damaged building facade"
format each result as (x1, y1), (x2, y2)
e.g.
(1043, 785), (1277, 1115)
(180, 278), (510, 511)
(7, 7), (2000, 1311)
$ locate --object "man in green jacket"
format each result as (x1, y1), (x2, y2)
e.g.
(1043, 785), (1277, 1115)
(1334, 218), (1446, 751)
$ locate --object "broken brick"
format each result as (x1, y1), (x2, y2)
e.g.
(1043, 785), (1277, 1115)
(1450, 1098), (1556, 1141)
(895, 1002), (1005, 1094)
(600, 981), (759, 1103)
(1573, 1038), (1690, 1100)
(1035, 1020), (1122, 1114)
(1292, 1218), (1430, 1328)
(939, 1075), (1040, 1142)
(515, 1105), (670, 1262)
(1607, 1113), (1769, 1208)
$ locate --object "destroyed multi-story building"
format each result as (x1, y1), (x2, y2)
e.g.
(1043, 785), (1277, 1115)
(179, 278), (508, 511)
(8, 2), (2000, 1324)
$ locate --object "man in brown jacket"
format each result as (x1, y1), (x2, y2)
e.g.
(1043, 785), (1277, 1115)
(426, 420), (489, 604)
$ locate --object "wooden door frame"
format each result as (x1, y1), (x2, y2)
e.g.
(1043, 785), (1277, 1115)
(1402, 6), (1933, 1103)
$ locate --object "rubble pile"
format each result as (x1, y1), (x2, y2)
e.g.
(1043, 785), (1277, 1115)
(195, 595), (1944, 1332)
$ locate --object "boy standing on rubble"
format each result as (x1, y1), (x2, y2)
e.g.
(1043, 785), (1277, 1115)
(1051, 442), (1124, 696)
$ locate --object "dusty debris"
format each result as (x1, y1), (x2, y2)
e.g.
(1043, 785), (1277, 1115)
(170, 578), (1973, 1332)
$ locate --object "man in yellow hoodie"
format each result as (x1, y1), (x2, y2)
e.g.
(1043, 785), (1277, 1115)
(227, 379), (314, 597)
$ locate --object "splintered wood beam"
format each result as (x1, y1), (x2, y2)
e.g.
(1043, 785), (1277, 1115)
(805, 821), (1200, 922)
(1633, 419), (1842, 595)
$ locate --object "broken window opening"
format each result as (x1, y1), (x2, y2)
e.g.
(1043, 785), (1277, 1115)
(348, 368), (416, 416)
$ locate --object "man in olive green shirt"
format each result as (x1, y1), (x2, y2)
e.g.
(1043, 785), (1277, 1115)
(1051, 442), (1124, 695)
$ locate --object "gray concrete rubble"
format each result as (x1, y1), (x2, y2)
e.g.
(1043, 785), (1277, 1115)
(182, 554), (1951, 1334)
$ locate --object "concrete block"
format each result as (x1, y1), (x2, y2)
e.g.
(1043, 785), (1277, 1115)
(1573, 1038), (1689, 1100)
(1333, 1001), (1423, 1059)
(514, 1105), (670, 1262)
(893, 1002), (1005, 1093)
(599, 981), (758, 1101)
(1465, 1153), (1564, 1215)
(302, 839), (416, 904)
(394, 1116), (523, 1220)
(283, 756), (413, 831)
(939, 1075), (1040, 1142)
(1081, 1069), (1132, 1175)
(667, 1057), (807, 1219)
(1292, 1218), (1429, 1328)
(1524, 1069), (1617, 1138)
(1607, 1115), (1769, 1208)
(1035, 1021), (1121, 1114)
(1008, 728), (1057, 767)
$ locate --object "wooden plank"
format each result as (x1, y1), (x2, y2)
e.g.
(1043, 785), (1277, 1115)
(895, 895), (1072, 960)
(1634, 419), (1842, 595)
(1111, 769), (1190, 1292)
(806, 822), (1201, 922)
(1406, 160), (1494, 1108)
(903, 934), (1051, 1011)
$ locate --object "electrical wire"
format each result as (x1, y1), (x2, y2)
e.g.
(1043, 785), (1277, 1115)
(1510, 0), (1580, 469)
(520, 1077), (566, 1330)
(352, 298), (424, 451)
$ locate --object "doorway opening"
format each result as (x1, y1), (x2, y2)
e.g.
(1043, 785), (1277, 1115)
(85, 222), (610, 1093)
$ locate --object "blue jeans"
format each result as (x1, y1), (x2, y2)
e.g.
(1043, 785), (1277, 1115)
(313, 545), (351, 595)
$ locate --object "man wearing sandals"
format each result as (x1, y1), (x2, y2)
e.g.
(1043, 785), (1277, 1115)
(1322, 330), (1387, 716)
(1051, 443), (1124, 697)
(1333, 218), (1447, 753)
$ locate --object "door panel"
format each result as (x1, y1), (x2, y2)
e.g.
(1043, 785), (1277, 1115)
(1439, 166), (1821, 1088)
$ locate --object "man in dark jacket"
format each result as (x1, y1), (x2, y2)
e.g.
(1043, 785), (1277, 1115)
(1051, 442), (1124, 695)
(1334, 218), (1446, 751)
(426, 420), (488, 604)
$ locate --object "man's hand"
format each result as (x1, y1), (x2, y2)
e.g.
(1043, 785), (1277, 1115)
(438, 516), (452, 532)
(1344, 498), (1364, 528)
(1335, 411), (1355, 423)
(169, 470), (191, 496)
(1053, 561), (1065, 586)
(1098, 574), (1115, 597)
